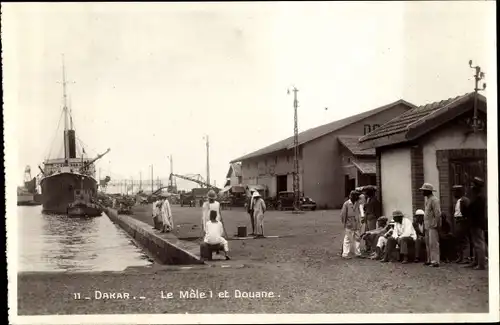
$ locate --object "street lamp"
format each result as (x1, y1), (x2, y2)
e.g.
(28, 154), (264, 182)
(469, 60), (487, 132)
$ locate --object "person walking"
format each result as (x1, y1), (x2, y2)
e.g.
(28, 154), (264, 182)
(466, 177), (487, 270)
(252, 191), (267, 238)
(246, 188), (257, 235)
(340, 190), (362, 259)
(420, 183), (441, 267)
(452, 185), (471, 264)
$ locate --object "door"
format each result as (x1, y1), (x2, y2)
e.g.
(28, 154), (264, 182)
(449, 158), (486, 197)
(276, 175), (288, 193)
(344, 175), (356, 199)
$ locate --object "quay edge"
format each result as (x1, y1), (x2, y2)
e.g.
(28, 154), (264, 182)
(104, 208), (204, 265)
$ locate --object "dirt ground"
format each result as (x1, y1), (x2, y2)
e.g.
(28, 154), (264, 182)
(17, 205), (489, 314)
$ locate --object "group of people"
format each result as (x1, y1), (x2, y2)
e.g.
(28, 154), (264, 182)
(152, 197), (174, 233)
(341, 177), (487, 270)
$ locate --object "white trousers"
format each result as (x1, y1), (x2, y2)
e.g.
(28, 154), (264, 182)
(204, 237), (229, 252)
(377, 236), (388, 249)
(343, 229), (361, 257)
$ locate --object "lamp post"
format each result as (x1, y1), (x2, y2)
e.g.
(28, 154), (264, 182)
(469, 60), (487, 132)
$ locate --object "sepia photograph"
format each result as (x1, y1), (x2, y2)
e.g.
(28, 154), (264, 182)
(3, 1), (498, 324)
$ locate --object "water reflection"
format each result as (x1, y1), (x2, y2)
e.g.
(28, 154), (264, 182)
(18, 206), (152, 272)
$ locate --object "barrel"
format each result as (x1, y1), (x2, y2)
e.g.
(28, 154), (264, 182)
(237, 226), (247, 237)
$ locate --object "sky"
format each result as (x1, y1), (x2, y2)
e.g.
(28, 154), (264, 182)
(3, 1), (496, 191)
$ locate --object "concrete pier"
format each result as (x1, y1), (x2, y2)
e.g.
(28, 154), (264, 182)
(104, 207), (204, 265)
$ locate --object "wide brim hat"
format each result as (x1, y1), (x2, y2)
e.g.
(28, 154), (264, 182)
(377, 216), (388, 221)
(252, 191), (261, 198)
(207, 190), (217, 199)
(419, 183), (436, 191)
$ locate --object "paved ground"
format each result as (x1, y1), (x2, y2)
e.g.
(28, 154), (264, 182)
(17, 205), (489, 314)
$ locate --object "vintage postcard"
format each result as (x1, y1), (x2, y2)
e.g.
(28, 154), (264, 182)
(3, 1), (498, 324)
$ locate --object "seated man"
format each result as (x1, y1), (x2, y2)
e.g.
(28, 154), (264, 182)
(201, 210), (230, 261)
(372, 220), (395, 260)
(382, 210), (416, 264)
(413, 209), (426, 262)
(361, 216), (388, 256)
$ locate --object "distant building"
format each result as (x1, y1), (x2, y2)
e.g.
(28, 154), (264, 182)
(230, 100), (415, 208)
(225, 163), (242, 187)
(359, 93), (487, 219)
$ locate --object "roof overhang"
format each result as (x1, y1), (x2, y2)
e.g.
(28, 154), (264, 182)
(359, 94), (487, 150)
(352, 161), (376, 174)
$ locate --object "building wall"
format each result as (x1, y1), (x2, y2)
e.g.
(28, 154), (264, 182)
(240, 103), (411, 208)
(421, 123), (486, 200)
(303, 103), (411, 208)
(380, 147), (413, 218)
(241, 152), (304, 197)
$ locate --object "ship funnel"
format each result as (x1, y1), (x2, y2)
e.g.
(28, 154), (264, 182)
(67, 130), (77, 158)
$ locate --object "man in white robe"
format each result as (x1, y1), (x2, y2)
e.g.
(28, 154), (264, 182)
(160, 198), (174, 233)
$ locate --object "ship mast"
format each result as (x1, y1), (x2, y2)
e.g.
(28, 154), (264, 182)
(62, 55), (71, 165)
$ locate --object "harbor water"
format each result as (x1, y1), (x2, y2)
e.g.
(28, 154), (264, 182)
(17, 206), (152, 272)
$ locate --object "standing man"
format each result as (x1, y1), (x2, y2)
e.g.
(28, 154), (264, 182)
(466, 177), (487, 270)
(452, 185), (471, 264)
(246, 188), (256, 235)
(340, 190), (362, 259)
(252, 191), (267, 238)
(420, 183), (441, 267)
(364, 186), (381, 232)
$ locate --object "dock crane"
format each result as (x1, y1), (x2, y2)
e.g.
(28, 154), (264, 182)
(169, 173), (220, 191)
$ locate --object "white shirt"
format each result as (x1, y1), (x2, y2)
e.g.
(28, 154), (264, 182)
(204, 221), (224, 244)
(392, 217), (417, 240)
(454, 199), (462, 218)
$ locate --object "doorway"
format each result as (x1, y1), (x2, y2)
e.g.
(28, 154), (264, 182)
(276, 175), (288, 193)
(344, 175), (356, 198)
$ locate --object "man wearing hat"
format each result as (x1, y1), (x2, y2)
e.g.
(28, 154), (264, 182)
(466, 177), (487, 270)
(381, 210), (417, 263)
(340, 190), (362, 259)
(202, 190), (223, 236)
(452, 185), (471, 264)
(246, 188), (257, 235)
(420, 183), (441, 267)
(252, 190), (267, 238)
(363, 185), (381, 232)
(413, 209), (426, 262)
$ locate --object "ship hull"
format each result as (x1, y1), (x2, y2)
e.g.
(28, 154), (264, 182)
(40, 173), (97, 214)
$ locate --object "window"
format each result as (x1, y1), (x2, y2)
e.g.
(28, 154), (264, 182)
(347, 157), (351, 164)
(363, 124), (371, 135)
(275, 156), (278, 164)
(373, 124), (380, 130)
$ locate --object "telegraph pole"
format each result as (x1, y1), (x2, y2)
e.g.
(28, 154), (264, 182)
(288, 86), (301, 212)
(151, 165), (154, 194)
(205, 135), (211, 188)
(167, 155), (174, 191)
(139, 171), (142, 191)
(469, 60), (487, 132)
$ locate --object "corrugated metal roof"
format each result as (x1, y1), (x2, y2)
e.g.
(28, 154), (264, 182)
(352, 161), (376, 174)
(359, 93), (481, 143)
(230, 99), (415, 162)
(338, 135), (375, 156)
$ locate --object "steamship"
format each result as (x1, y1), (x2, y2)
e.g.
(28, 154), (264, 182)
(39, 62), (110, 215)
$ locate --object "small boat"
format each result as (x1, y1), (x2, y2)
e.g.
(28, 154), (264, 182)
(67, 188), (103, 217)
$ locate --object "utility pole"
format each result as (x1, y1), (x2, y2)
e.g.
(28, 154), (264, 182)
(205, 135), (210, 188)
(139, 171), (142, 191)
(469, 60), (487, 132)
(151, 165), (154, 195)
(288, 86), (301, 212)
(167, 155), (174, 191)
(130, 177), (133, 194)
